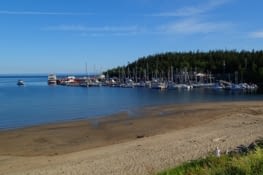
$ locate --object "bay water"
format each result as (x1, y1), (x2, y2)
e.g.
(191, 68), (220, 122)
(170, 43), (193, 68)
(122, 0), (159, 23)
(0, 75), (262, 130)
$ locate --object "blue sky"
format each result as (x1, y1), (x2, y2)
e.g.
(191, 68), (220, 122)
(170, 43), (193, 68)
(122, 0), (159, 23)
(0, 0), (263, 74)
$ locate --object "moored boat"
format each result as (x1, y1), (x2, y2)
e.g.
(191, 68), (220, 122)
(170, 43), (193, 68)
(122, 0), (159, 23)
(48, 74), (57, 85)
(17, 80), (25, 86)
(151, 80), (167, 89)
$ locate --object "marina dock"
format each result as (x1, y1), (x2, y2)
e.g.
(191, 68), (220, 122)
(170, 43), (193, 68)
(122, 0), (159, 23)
(48, 73), (258, 91)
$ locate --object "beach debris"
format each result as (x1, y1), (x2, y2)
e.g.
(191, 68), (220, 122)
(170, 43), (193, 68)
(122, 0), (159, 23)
(189, 140), (197, 143)
(248, 142), (257, 151)
(225, 148), (229, 155)
(226, 139), (263, 156)
(236, 144), (250, 154)
(212, 136), (227, 142)
(255, 137), (263, 148)
(136, 135), (144, 139)
(214, 138), (263, 157)
(215, 147), (221, 157)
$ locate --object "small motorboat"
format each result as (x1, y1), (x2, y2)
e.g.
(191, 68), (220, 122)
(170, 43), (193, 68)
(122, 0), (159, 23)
(17, 80), (25, 86)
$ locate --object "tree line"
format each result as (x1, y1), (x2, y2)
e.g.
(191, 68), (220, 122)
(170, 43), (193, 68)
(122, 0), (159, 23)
(105, 50), (263, 84)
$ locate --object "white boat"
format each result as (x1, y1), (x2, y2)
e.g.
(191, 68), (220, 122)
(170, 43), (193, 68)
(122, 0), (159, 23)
(230, 84), (243, 90)
(135, 81), (146, 88)
(124, 79), (135, 88)
(17, 80), (24, 86)
(89, 79), (102, 87)
(151, 80), (167, 89)
(48, 74), (57, 85)
(212, 82), (224, 90)
(239, 83), (258, 90)
(167, 81), (177, 89)
(182, 84), (193, 90)
(168, 82), (192, 90)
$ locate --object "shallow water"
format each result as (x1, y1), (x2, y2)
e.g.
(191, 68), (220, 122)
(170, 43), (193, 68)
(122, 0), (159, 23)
(0, 75), (262, 130)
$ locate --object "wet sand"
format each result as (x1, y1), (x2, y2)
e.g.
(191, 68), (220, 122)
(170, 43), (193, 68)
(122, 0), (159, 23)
(0, 101), (263, 175)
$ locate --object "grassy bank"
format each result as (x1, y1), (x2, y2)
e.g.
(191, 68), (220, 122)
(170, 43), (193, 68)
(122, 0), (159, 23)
(158, 140), (263, 175)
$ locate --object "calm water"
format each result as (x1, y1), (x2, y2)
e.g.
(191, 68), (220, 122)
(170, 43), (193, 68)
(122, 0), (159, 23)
(0, 75), (262, 130)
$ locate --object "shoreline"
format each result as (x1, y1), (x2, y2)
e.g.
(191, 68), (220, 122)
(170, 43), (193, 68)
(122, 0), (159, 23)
(0, 101), (263, 174)
(1, 98), (262, 132)
(0, 101), (242, 156)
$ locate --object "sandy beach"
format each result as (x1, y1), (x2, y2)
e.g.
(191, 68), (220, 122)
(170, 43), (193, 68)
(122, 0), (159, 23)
(0, 101), (263, 175)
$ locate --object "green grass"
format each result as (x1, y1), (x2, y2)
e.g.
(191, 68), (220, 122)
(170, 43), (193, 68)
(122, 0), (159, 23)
(158, 147), (263, 175)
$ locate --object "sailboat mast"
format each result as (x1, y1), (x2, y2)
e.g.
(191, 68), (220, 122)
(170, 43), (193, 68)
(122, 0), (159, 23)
(85, 62), (88, 77)
(171, 66), (174, 82)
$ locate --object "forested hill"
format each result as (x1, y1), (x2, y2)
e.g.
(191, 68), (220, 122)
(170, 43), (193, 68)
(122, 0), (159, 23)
(105, 50), (263, 84)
